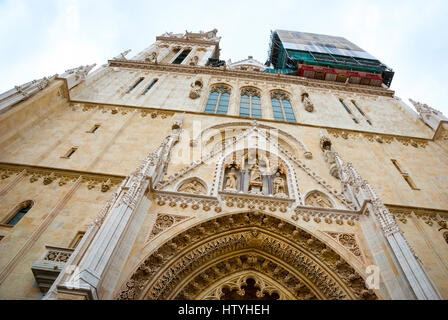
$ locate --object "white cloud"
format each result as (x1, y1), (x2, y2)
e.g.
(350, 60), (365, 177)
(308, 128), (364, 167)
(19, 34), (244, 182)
(0, 0), (446, 114)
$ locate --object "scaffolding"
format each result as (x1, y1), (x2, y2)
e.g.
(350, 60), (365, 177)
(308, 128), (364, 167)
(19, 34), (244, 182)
(267, 30), (395, 87)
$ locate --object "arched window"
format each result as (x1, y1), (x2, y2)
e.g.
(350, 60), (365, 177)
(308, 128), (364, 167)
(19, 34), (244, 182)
(271, 92), (296, 122)
(240, 88), (262, 119)
(205, 85), (231, 115)
(5, 201), (33, 226)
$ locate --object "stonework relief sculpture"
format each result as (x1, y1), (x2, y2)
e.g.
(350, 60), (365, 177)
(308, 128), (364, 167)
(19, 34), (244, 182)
(320, 133), (340, 180)
(178, 179), (207, 195)
(302, 93), (314, 112)
(189, 79), (203, 99)
(273, 172), (287, 198)
(145, 51), (158, 64)
(305, 191), (334, 208)
(189, 55), (199, 66)
(224, 168), (239, 192)
(249, 160), (263, 194)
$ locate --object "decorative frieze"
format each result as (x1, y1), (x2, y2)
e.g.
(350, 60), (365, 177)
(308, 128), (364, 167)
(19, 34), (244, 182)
(388, 206), (448, 228)
(327, 128), (429, 148)
(69, 102), (174, 119)
(292, 207), (359, 226)
(0, 163), (123, 192)
(147, 213), (191, 241)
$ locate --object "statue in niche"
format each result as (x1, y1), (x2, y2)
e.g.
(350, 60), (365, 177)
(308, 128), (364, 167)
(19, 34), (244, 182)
(305, 191), (334, 208)
(189, 79), (203, 99)
(302, 93), (314, 112)
(249, 159), (263, 194)
(179, 180), (206, 194)
(273, 173), (287, 197)
(145, 51), (158, 64)
(224, 168), (239, 192)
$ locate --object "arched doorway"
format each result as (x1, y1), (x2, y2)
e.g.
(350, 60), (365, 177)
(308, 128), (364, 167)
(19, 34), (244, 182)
(116, 212), (377, 300)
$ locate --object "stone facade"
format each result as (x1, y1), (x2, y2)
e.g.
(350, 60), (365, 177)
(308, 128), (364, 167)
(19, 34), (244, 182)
(0, 29), (447, 300)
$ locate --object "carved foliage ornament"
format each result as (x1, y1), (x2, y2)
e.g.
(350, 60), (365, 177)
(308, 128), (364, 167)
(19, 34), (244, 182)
(117, 212), (377, 300)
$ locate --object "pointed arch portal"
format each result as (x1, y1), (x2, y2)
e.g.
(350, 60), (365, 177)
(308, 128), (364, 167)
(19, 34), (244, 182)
(117, 212), (377, 300)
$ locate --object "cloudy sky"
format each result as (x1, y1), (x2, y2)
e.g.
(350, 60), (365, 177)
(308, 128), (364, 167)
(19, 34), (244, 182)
(1, 0), (447, 114)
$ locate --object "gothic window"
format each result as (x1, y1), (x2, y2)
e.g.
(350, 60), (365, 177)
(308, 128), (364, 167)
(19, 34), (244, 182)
(142, 79), (158, 95)
(391, 159), (420, 190)
(69, 231), (86, 249)
(127, 77), (145, 93)
(339, 98), (359, 124)
(271, 92), (296, 122)
(4, 201), (33, 227)
(305, 191), (334, 208)
(240, 88), (262, 119)
(172, 48), (191, 64)
(351, 100), (372, 125)
(204, 85), (231, 115)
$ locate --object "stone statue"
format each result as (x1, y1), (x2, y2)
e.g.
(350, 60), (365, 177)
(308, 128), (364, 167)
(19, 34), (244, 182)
(302, 93), (314, 112)
(249, 161), (262, 185)
(189, 55), (199, 66)
(273, 173), (286, 197)
(225, 168), (239, 191)
(189, 80), (203, 99)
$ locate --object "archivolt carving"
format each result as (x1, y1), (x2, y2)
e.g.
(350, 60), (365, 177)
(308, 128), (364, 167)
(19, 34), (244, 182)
(117, 212), (377, 300)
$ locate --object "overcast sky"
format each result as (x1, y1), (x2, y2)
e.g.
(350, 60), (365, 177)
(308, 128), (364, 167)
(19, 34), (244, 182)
(1, 0), (447, 115)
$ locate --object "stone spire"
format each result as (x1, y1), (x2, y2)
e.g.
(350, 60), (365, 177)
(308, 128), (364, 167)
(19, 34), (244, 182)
(409, 98), (448, 130)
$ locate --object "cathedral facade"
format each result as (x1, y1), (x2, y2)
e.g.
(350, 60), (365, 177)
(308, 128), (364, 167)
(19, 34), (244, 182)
(0, 29), (447, 300)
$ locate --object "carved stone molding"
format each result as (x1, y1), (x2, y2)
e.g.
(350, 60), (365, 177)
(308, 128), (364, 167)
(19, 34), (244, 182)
(220, 192), (295, 213)
(388, 206), (448, 228)
(69, 102), (174, 119)
(116, 212), (377, 300)
(108, 59), (395, 97)
(292, 207), (359, 226)
(0, 163), (123, 191)
(326, 128), (429, 148)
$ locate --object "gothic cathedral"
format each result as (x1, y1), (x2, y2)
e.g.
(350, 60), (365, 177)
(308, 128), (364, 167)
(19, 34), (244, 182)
(0, 29), (447, 300)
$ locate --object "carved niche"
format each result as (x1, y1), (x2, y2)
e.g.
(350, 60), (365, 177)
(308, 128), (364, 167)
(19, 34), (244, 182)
(305, 190), (334, 208)
(320, 133), (340, 180)
(177, 178), (207, 195)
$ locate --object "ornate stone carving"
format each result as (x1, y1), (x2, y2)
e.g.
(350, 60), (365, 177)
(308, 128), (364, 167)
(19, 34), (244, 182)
(320, 132), (340, 180)
(224, 167), (239, 192)
(409, 98), (448, 131)
(145, 51), (158, 64)
(302, 92), (314, 112)
(292, 208), (359, 226)
(147, 214), (190, 241)
(189, 79), (203, 99)
(273, 173), (287, 198)
(177, 179), (207, 195)
(248, 159), (263, 194)
(305, 191), (334, 208)
(117, 212), (376, 300)
(443, 232), (448, 245)
(324, 232), (364, 263)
